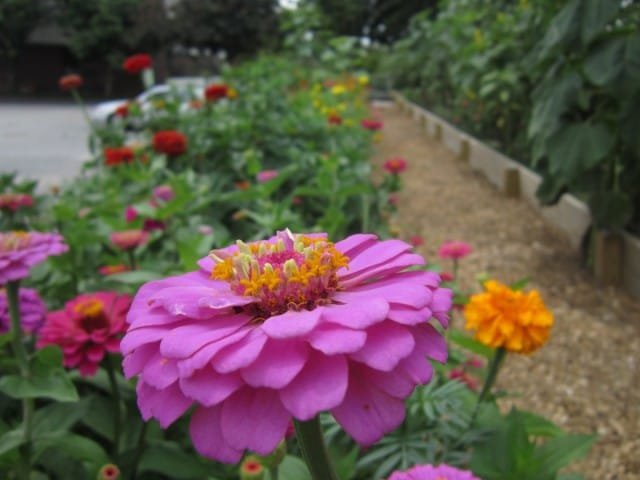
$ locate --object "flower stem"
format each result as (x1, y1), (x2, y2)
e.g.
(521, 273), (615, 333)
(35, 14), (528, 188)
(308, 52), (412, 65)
(128, 421), (148, 480)
(126, 250), (137, 270)
(104, 355), (121, 458)
(471, 347), (507, 425)
(269, 466), (279, 480)
(293, 417), (338, 480)
(7, 281), (33, 479)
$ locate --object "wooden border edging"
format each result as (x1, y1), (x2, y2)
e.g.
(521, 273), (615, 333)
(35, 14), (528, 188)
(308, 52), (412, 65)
(390, 91), (640, 300)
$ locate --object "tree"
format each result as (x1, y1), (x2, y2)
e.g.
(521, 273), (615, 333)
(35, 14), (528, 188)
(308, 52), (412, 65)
(170, 0), (280, 59)
(311, 0), (438, 43)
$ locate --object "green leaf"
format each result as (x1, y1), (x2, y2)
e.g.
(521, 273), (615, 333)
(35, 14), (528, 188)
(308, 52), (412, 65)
(0, 428), (25, 456)
(588, 191), (632, 229)
(510, 278), (530, 291)
(448, 330), (494, 359)
(108, 270), (163, 284)
(536, 174), (567, 205)
(534, 434), (597, 476)
(519, 411), (563, 438)
(546, 123), (615, 182)
(583, 37), (625, 86)
(581, 0), (620, 45)
(539, 0), (582, 54)
(34, 433), (109, 467)
(138, 441), (210, 479)
(279, 455), (311, 480)
(32, 399), (90, 437)
(0, 370), (78, 402)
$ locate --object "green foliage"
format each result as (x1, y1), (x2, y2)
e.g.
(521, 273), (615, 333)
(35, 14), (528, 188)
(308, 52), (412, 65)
(471, 409), (596, 480)
(0, 0), (42, 59)
(529, 0), (640, 231)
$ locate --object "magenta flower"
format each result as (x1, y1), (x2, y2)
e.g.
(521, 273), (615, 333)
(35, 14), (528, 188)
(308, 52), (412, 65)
(37, 292), (131, 376)
(388, 464), (480, 480)
(256, 170), (279, 183)
(122, 230), (451, 462)
(0, 287), (46, 333)
(125, 206), (138, 223)
(110, 230), (149, 251)
(153, 185), (175, 202)
(0, 231), (68, 284)
(142, 219), (165, 232)
(437, 241), (472, 260)
(0, 193), (34, 212)
(383, 157), (408, 174)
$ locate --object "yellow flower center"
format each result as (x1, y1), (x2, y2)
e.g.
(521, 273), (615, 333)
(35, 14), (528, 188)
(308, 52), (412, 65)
(211, 233), (348, 318)
(0, 231), (30, 252)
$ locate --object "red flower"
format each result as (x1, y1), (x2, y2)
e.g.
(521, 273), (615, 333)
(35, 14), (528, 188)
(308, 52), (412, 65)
(361, 118), (383, 130)
(142, 219), (165, 232)
(327, 113), (343, 125)
(104, 147), (135, 166)
(122, 54), (152, 74)
(98, 264), (129, 276)
(110, 230), (149, 251)
(204, 83), (229, 102)
(0, 193), (34, 212)
(439, 271), (454, 282)
(383, 157), (407, 174)
(409, 235), (424, 247)
(448, 368), (478, 391)
(115, 103), (129, 118)
(152, 130), (187, 157)
(37, 292), (131, 376)
(59, 74), (83, 91)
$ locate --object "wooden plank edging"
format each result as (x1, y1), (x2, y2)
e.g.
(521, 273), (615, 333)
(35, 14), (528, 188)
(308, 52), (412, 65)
(390, 91), (640, 299)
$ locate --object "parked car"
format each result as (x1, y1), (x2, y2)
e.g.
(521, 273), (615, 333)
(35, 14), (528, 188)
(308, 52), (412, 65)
(89, 79), (208, 128)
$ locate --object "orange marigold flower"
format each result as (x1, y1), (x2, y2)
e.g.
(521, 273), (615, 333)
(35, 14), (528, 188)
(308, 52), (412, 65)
(464, 280), (553, 354)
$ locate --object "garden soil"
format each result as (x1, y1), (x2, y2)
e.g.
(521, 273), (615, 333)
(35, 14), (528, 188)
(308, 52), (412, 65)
(371, 102), (640, 480)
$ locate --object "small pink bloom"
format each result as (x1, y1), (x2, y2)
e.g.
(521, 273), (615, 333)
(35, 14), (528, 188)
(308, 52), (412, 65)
(153, 185), (175, 202)
(122, 230), (451, 463)
(388, 193), (399, 206)
(0, 231), (68, 284)
(409, 235), (423, 247)
(389, 463), (480, 480)
(438, 241), (472, 260)
(0, 193), (34, 212)
(37, 292), (131, 376)
(256, 170), (279, 183)
(448, 368), (478, 391)
(125, 206), (138, 223)
(110, 230), (149, 251)
(143, 219), (165, 232)
(465, 356), (484, 369)
(0, 287), (46, 334)
(78, 208), (91, 218)
(198, 225), (213, 235)
(383, 157), (407, 174)
(439, 271), (454, 282)
(361, 118), (383, 130)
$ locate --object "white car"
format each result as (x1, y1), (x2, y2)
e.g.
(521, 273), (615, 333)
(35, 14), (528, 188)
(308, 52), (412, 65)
(89, 81), (207, 127)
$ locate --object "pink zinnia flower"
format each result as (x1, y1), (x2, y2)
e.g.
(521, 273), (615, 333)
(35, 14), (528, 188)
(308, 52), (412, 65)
(121, 230), (451, 463)
(153, 185), (175, 202)
(110, 230), (149, 251)
(256, 170), (279, 183)
(388, 463), (480, 480)
(439, 271), (454, 282)
(361, 118), (383, 130)
(0, 287), (46, 334)
(438, 241), (472, 260)
(0, 193), (34, 212)
(383, 158), (407, 174)
(37, 292), (131, 376)
(125, 206), (138, 223)
(0, 231), (68, 284)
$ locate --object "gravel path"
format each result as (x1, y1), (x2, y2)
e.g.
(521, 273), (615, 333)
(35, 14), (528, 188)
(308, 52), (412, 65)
(371, 103), (640, 480)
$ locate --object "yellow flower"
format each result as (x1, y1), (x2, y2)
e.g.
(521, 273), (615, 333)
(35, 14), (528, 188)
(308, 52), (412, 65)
(331, 84), (347, 95)
(227, 87), (238, 99)
(464, 280), (553, 354)
(358, 75), (369, 86)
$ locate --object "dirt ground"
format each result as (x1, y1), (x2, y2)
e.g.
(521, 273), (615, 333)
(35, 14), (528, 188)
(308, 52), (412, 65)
(371, 103), (640, 479)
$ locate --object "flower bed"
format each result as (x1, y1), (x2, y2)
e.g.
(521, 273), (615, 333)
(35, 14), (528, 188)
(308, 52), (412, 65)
(0, 55), (595, 479)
